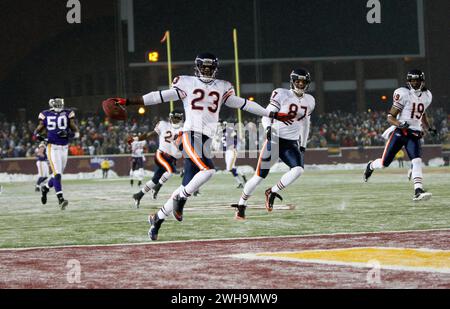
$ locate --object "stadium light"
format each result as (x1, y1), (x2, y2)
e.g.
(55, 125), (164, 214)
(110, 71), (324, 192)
(146, 51), (159, 62)
(248, 96), (255, 101)
(381, 95), (388, 102)
(138, 107), (146, 115)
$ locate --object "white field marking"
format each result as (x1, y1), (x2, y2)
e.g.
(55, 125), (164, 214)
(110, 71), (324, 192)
(230, 247), (450, 274)
(0, 228), (449, 252)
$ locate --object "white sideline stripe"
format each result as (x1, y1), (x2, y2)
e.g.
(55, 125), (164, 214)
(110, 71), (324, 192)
(231, 247), (450, 274)
(0, 228), (449, 252)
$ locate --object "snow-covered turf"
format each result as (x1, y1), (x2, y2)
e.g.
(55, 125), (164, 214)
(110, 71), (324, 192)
(0, 166), (449, 248)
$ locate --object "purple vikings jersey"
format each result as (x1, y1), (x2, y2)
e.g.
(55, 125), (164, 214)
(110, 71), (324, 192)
(36, 150), (48, 162)
(38, 109), (75, 146)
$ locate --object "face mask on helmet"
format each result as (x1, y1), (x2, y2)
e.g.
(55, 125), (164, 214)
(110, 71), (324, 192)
(49, 98), (64, 112)
(406, 70), (425, 93)
(194, 53), (219, 83)
(170, 112), (183, 128)
(290, 70), (311, 96)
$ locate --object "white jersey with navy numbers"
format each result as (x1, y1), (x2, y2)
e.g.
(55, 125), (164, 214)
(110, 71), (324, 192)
(154, 120), (183, 159)
(171, 75), (235, 138)
(392, 87), (432, 131)
(131, 140), (146, 158)
(263, 88), (316, 141)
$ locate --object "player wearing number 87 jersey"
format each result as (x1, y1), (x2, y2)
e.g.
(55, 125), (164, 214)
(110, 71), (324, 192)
(363, 69), (435, 201)
(33, 97), (80, 210)
(233, 69), (316, 220)
(106, 52), (294, 240)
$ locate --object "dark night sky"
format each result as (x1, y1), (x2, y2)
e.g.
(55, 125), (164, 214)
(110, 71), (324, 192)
(0, 0), (449, 115)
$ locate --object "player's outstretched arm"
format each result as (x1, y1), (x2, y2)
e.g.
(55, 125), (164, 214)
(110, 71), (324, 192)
(138, 131), (158, 141)
(111, 88), (187, 107)
(224, 95), (294, 122)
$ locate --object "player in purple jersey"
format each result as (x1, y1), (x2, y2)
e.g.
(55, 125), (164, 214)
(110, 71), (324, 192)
(33, 97), (80, 210)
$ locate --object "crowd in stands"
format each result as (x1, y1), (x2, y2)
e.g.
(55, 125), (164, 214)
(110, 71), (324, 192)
(0, 108), (448, 159)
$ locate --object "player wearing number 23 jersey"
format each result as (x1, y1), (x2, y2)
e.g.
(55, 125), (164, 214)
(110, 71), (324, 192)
(108, 52), (295, 240)
(34, 97), (80, 210)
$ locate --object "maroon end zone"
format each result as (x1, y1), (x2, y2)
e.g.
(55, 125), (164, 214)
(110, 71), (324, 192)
(0, 229), (449, 289)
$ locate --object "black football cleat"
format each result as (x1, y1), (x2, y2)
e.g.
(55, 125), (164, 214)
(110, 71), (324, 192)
(41, 186), (49, 205)
(133, 191), (144, 208)
(413, 188), (432, 201)
(148, 214), (165, 241)
(193, 190), (200, 197)
(363, 161), (374, 182)
(59, 199), (69, 210)
(35, 186), (40, 192)
(264, 188), (282, 213)
(152, 183), (162, 200)
(231, 204), (246, 221)
(130, 179), (134, 187)
(172, 195), (187, 222)
(242, 175), (248, 184)
(237, 183), (244, 189)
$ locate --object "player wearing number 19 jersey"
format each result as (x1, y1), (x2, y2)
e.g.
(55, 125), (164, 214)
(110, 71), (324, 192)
(34, 97), (80, 210)
(233, 69), (316, 220)
(363, 69), (435, 201)
(107, 52), (294, 240)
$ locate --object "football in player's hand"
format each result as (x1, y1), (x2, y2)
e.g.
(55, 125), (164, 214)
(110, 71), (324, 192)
(102, 98), (128, 121)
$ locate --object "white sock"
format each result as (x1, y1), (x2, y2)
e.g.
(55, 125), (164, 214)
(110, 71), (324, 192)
(180, 169), (215, 198)
(142, 180), (156, 194)
(370, 159), (384, 170)
(159, 172), (172, 185)
(157, 187), (181, 219)
(238, 175), (264, 206)
(271, 167), (303, 193)
(411, 158), (424, 190)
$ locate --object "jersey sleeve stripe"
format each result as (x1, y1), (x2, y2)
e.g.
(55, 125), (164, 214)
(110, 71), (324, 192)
(222, 92), (233, 104)
(392, 102), (404, 111)
(38, 113), (45, 120)
(240, 99), (248, 110)
(173, 86), (187, 97)
(269, 103), (281, 110)
(175, 89), (182, 101)
(159, 91), (164, 103)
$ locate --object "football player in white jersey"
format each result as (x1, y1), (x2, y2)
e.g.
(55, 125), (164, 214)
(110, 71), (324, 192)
(107, 52), (294, 240)
(232, 69), (316, 220)
(129, 135), (147, 187)
(363, 69), (436, 201)
(133, 110), (184, 207)
(221, 121), (247, 188)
